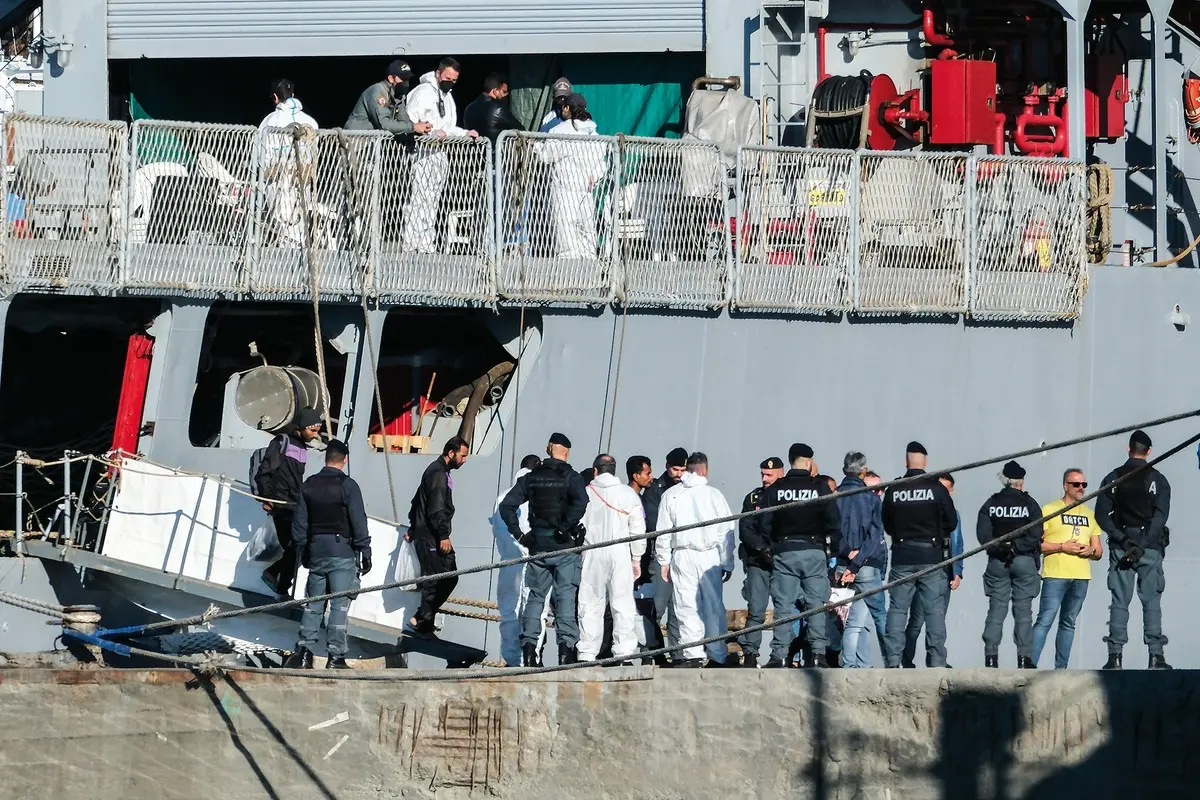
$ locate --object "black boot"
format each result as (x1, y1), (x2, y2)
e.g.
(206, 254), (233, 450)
(283, 646), (314, 669)
(1149, 653), (1173, 670)
(741, 652), (759, 668)
(1017, 656), (1036, 669)
(763, 657), (786, 668)
(984, 655), (999, 669)
(559, 645), (579, 665)
(326, 656), (351, 670)
(522, 643), (541, 667)
(1102, 652), (1122, 670)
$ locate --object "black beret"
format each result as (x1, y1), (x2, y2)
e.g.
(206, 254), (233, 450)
(665, 447), (688, 468)
(906, 440), (927, 455)
(1130, 430), (1152, 449)
(388, 59), (413, 77)
(788, 442), (814, 462)
(760, 456), (784, 470)
(548, 432), (572, 449)
(1002, 460), (1026, 479)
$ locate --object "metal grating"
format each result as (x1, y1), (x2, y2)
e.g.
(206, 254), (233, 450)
(971, 157), (1087, 320)
(249, 127), (385, 301)
(123, 120), (257, 296)
(495, 130), (618, 305)
(2, 114), (127, 294)
(373, 136), (495, 305)
(856, 151), (969, 315)
(616, 136), (729, 308)
(734, 146), (856, 313)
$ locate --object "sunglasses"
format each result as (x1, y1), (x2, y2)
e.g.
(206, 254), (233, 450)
(1067, 481), (1088, 488)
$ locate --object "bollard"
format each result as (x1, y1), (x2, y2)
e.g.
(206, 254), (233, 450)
(62, 605), (105, 667)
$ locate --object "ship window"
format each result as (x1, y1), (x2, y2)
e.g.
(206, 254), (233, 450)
(189, 302), (347, 448)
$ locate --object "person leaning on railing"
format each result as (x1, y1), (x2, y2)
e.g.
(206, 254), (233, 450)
(344, 59), (433, 138)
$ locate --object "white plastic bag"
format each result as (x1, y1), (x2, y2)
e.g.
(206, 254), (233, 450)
(245, 517), (283, 565)
(391, 532), (421, 585)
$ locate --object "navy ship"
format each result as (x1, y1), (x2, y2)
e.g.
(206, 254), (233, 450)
(2, 0), (1200, 671)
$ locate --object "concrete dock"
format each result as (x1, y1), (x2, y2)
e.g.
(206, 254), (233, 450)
(1, 666), (1198, 799)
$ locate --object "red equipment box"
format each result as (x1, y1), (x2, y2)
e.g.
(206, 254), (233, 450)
(1085, 54), (1127, 140)
(930, 59), (998, 145)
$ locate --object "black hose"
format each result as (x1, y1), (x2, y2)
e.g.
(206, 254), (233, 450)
(811, 71), (872, 149)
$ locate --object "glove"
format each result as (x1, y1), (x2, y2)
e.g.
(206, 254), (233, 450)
(721, 569), (732, 583)
(299, 547), (311, 569)
(992, 542), (1015, 565)
(1118, 545), (1144, 570)
(517, 532), (536, 550)
(571, 522), (587, 546)
(357, 550), (373, 576)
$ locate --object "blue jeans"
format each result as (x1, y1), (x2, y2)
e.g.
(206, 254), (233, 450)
(841, 565), (888, 668)
(1031, 577), (1089, 669)
(297, 555), (359, 657)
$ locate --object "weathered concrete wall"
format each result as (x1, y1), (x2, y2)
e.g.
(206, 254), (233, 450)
(1, 667), (1199, 799)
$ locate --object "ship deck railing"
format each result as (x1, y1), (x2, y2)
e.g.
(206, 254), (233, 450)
(0, 114), (1088, 320)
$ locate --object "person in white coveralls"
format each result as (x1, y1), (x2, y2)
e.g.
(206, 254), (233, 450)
(656, 452), (737, 667)
(489, 454), (550, 666)
(258, 78), (319, 248)
(577, 454), (647, 663)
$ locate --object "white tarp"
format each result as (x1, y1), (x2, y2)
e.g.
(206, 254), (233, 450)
(100, 460), (421, 631)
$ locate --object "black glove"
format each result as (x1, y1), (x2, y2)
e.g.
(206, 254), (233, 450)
(721, 569), (732, 584)
(569, 522), (587, 546)
(992, 542), (1015, 565)
(517, 531), (536, 550)
(357, 550), (373, 576)
(1118, 545), (1144, 570)
(299, 547), (311, 569)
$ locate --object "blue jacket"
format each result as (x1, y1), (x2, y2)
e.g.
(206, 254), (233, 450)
(950, 511), (964, 579)
(836, 476), (887, 570)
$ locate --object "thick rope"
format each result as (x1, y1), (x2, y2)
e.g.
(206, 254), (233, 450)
(90, 424), (1197, 680)
(99, 405), (1200, 637)
(291, 125), (334, 433)
(1086, 162), (1113, 264)
(446, 596), (499, 610)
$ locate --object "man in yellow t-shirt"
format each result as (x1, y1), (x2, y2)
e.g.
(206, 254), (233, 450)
(1031, 468), (1103, 668)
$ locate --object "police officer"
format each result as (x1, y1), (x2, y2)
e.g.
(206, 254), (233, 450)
(345, 60), (434, 137)
(499, 432), (589, 667)
(283, 439), (372, 670)
(736, 456), (785, 668)
(760, 444), (841, 668)
(881, 441), (958, 668)
(977, 460), (1043, 668)
(1096, 430), (1172, 670)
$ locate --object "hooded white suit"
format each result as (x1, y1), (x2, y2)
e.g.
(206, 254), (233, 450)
(536, 117), (606, 259)
(403, 71), (469, 254)
(257, 98), (319, 248)
(656, 471), (736, 662)
(577, 472), (647, 661)
(489, 467), (549, 666)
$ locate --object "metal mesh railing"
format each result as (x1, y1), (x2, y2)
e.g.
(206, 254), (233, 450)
(1, 114), (127, 294)
(123, 120), (257, 295)
(249, 128), (385, 300)
(857, 151), (969, 315)
(616, 136), (729, 308)
(735, 146), (856, 312)
(495, 130), (619, 305)
(971, 157), (1088, 320)
(373, 135), (494, 305)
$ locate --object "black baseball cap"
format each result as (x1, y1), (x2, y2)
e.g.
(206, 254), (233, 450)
(388, 60), (413, 78)
(1129, 430), (1152, 449)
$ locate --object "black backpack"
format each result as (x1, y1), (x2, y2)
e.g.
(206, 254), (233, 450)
(249, 435), (287, 497)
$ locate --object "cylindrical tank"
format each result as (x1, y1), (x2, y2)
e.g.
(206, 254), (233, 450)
(233, 366), (326, 433)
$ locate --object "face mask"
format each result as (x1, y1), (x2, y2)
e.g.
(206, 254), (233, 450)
(439, 80), (455, 93)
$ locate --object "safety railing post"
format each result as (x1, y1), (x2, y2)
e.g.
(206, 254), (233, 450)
(119, 121), (137, 291)
(14, 451), (24, 555)
(849, 149), (863, 311)
(965, 152), (978, 317)
(611, 134), (625, 304)
(71, 454), (94, 547)
(62, 450), (73, 549)
(732, 146), (745, 308)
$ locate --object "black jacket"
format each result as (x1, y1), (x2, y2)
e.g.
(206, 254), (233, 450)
(757, 469), (841, 554)
(882, 469), (958, 565)
(292, 466), (372, 559)
(463, 94), (522, 142)
(976, 486), (1043, 560)
(738, 486), (773, 569)
(1095, 457), (1171, 550)
(640, 472), (677, 535)
(255, 432), (308, 510)
(498, 458), (588, 553)
(408, 457), (455, 541)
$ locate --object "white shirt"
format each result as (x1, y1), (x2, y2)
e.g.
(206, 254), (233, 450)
(582, 472), (647, 560)
(490, 468), (532, 538)
(655, 471), (736, 571)
(406, 71), (467, 136)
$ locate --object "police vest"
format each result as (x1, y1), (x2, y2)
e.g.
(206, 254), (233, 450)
(884, 475), (946, 542)
(303, 472), (351, 540)
(525, 462), (574, 530)
(765, 474), (828, 541)
(981, 488), (1040, 557)
(1111, 462), (1160, 529)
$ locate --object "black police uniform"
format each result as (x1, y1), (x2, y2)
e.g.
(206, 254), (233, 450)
(976, 485), (1043, 667)
(881, 469), (957, 667)
(499, 456), (589, 663)
(736, 482), (774, 665)
(759, 469), (841, 666)
(1096, 454), (1171, 667)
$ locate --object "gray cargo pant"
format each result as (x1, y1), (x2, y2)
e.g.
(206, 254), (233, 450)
(297, 555), (359, 657)
(521, 551), (582, 649)
(1104, 542), (1167, 655)
(769, 549), (830, 662)
(982, 555), (1041, 659)
(737, 563), (771, 663)
(651, 542), (679, 654)
(885, 558), (950, 667)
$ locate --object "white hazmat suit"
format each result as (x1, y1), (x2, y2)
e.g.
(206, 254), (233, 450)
(577, 472), (647, 661)
(656, 471), (736, 663)
(403, 72), (469, 254)
(536, 117), (605, 260)
(489, 467), (550, 666)
(258, 98), (319, 247)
